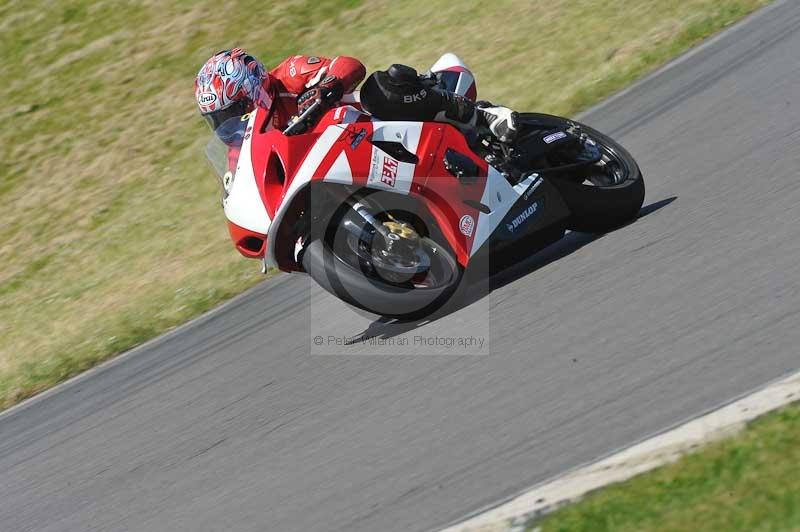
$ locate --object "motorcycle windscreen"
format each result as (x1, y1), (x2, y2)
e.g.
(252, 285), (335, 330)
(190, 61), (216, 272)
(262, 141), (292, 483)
(204, 115), (250, 199)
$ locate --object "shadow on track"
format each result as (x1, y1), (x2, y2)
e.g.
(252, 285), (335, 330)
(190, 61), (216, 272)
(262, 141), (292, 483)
(352, 196), (677, 341)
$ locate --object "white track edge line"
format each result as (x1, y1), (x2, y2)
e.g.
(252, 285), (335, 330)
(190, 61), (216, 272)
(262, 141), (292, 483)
(438, 3), (794, 530)
(439, 369), (800, 532)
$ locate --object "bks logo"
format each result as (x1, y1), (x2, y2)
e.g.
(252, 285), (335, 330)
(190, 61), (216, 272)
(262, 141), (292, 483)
(403, 89), (427, 104)
(381, 157), (398, 187)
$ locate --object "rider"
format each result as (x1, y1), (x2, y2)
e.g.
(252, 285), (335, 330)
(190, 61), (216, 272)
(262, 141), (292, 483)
(359, 63), (519, 143)
(195, 48), (365, 133)
(194, 48), (518, 143)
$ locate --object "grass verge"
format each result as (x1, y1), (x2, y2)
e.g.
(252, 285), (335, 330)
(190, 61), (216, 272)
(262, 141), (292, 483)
(530, 402), (800, 531)
(0, 0), (770, 409)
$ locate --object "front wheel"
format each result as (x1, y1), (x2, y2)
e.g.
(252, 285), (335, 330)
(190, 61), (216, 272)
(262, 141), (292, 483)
(301, 193), (463, 319)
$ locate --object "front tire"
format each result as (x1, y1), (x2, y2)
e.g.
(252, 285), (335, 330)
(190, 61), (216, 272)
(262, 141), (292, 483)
(301, 238), (463, 319)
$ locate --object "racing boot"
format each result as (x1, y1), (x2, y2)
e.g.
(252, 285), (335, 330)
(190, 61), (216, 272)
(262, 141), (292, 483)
(436, 91), (519, 144)
(476, 102), (519, 144)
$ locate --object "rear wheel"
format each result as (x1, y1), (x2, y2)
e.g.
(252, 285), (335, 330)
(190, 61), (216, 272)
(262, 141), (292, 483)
(519, 114), (645, 233)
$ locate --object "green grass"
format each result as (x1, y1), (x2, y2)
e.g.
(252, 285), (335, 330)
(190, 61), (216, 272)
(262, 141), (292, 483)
(531, 402), (800, 532)
(0, 0), (770, 409)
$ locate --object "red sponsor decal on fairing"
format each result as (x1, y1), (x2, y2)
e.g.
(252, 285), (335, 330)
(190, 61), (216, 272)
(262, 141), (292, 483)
(381, 157), (398, 187)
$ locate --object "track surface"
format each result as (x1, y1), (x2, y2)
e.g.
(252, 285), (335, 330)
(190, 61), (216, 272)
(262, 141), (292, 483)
(3, 3), (800, 531)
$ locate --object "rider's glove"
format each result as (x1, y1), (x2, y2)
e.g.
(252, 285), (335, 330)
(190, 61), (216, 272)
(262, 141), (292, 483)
(297, 75), (345, 115)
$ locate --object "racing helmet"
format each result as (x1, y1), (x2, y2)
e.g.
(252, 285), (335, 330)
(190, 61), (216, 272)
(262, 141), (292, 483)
(195, 48), (273, 130)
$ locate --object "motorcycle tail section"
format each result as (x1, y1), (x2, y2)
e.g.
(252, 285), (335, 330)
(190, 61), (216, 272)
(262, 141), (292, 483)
(430, 53), (477, 101)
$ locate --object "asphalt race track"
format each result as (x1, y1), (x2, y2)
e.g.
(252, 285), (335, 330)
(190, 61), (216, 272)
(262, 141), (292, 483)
(2, 3), (800, 531)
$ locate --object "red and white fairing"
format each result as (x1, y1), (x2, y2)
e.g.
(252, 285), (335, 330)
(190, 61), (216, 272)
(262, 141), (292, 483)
(221, 54), (529, 269)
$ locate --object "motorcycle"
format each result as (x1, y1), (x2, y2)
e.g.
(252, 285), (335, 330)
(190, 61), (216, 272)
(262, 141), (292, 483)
(205, 54), (645, 318)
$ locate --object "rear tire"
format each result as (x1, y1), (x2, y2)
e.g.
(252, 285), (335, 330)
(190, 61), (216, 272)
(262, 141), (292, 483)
(517, 113), (645, 233)
(550, 123), (645, 232)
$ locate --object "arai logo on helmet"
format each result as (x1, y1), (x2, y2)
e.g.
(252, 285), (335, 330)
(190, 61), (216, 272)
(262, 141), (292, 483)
(198, 92), (218, 106)
(459, 214), (475, 237)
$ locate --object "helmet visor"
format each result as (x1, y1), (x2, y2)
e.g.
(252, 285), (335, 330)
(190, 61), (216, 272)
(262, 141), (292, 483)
(202, 99), (251, 131)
